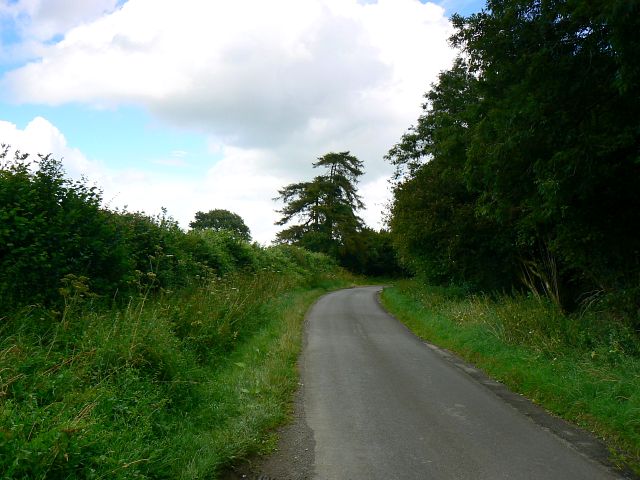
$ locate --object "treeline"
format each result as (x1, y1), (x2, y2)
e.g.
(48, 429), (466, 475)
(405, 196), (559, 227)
(387, 1), (640, 325)
(274, 151), (402, 277)
(0, 146), (336, 314)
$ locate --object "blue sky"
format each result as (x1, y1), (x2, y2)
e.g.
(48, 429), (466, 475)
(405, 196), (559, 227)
(0, 102), (213, 173)
(0, 0), (484, 242)
(437, 0), (484, 16)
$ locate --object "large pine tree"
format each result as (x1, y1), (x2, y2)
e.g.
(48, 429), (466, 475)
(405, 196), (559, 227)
(275, 151), (364, 257)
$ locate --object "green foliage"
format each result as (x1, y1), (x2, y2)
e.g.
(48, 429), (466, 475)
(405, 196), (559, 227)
(189, 209), (251, 241)
(0, 144), (357, 478)
(0, 222), (350, 479)
(338, 228), (405, 277)
(275, 151), (364, 258)
(274, 152), (401, 276)
(387, 1), (640, 321)
(0, 148), (275, 313)
(387, 62), (518, 290)
(452, 0), (640, 306)
(0, 148), (130, 311)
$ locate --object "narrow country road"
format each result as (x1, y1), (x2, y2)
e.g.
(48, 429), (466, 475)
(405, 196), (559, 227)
(253, 286), (623, 480)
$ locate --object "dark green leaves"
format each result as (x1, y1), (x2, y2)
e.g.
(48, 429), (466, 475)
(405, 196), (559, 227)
(275, 151), (364, 258)
(387, 0), (640, 319)
(189, 209), (251, 241)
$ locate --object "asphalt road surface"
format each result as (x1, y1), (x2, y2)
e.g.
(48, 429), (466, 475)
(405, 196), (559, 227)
(253, 286), (624, 480)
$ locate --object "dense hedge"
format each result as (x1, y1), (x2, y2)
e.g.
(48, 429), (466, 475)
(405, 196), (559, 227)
(1, 147), (336, 314)
(0, 147), (348, 478)
(386, 2), (640, 325)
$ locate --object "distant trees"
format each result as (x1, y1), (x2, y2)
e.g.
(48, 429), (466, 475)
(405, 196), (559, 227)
(190, 209), (251, 241)
(275, 151), (402, 276)
(275, 152), (365, 258)
(388, 0), (640, 318)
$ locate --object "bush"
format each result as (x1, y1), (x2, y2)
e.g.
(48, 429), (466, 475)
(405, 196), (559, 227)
(0, 242), (347, 478)
(0, 148), (299, 314)
(0, 149), (131, 311)
(0, 147), (352, 478)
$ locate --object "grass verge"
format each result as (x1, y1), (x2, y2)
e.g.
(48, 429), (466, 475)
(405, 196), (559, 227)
(380, 280), (640, 475)
(171, 286), (333, 478)
(1, 261), (353, 478)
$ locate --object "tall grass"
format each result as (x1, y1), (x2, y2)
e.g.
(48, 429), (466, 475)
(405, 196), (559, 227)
(0, 249), (352, 479)
(381, 280), (640, 474)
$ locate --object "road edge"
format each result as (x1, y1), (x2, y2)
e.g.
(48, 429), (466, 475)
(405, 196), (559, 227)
(375, 288), (638, 480)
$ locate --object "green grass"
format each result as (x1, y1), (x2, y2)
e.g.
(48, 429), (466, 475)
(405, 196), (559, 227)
(0, 266), (353, 479)
(381, 280), (640, 474)
(165, 286), (329, 478)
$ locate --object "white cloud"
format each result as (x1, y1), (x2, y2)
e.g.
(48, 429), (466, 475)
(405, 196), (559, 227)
(0, 116), (98, 177)
(0, 117), (291, 242)
(360, 174), (393, 229)
(1, 0), (121, 42)
(1, 0), (457, 241)
(2, 0), (453, 144)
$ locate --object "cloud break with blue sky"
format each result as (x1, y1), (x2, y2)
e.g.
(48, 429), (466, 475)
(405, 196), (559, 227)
(0, 0), (484, 243)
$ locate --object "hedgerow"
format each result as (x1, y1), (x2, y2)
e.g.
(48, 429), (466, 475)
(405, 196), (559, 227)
(0, 147), (350, 478)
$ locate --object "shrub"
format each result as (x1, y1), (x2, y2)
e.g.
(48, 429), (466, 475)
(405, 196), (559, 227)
(0, 149), (130, 311)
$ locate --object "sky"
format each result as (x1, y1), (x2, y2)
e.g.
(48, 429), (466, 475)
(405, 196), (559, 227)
(0, 0), (485, 244)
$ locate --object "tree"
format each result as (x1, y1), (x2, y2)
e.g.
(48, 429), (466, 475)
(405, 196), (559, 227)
(189, 209), (251, 241)
(388, 0), (640, 315)
(275, 151), (364, 258)
(451, 0), (640, 307)
(339, 228), (405, 277)
(387, 61), (518, 291)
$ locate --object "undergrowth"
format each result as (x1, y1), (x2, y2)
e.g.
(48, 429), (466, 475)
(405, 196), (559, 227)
(0, 248), (353, 478)
(0, 143), (361, 478)
(381, 279), (640, 475)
